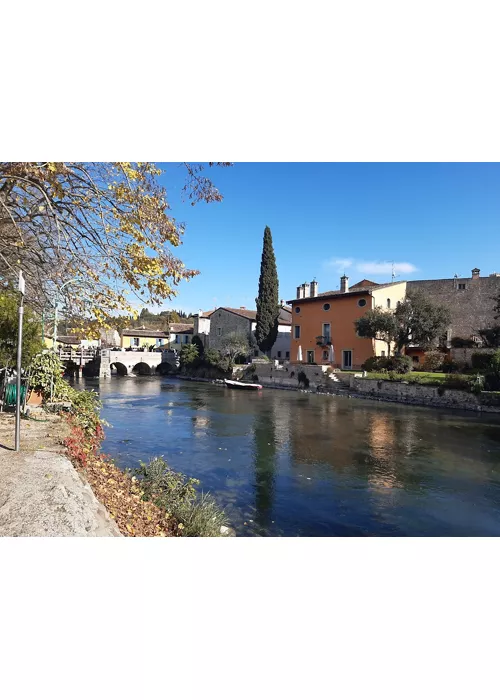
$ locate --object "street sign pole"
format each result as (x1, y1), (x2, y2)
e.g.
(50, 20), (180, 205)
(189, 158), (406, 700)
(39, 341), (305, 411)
(15, 271), (25, 452)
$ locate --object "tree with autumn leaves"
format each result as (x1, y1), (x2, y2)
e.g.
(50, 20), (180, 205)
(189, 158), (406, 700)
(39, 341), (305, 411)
(0, 162), (230, 333)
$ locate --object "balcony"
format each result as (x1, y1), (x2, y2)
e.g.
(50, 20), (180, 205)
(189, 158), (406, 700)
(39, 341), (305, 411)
(316, 335), (332, 347)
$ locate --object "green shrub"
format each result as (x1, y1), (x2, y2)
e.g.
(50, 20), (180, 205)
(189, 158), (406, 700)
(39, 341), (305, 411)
(361, 355), (411, 374)
(361, 356), (380, 372)
(443, 375), (474, 391)
(386, 355), (412, 374)
(421, 350), (446, 372)
(483, 350), (500, 390)
(471, 352), (494, 371)
(29, 351), (66, 399)
(191, 334), (204, 356)
(135, 457), (228, 537)
(179, 343), (199, 369)
(442, 358), (460, 374)
(298, 370), (309, 388)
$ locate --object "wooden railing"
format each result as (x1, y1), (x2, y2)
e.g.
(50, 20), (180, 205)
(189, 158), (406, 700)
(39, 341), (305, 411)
(56, 347), (97, 365)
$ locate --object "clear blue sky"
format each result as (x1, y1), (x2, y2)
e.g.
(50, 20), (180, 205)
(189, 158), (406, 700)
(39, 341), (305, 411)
(154, 163), (500, 314)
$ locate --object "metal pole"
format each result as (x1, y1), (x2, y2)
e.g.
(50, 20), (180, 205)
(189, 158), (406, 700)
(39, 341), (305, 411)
(15, 291), (24, 452)
(53, 301), (58, 350)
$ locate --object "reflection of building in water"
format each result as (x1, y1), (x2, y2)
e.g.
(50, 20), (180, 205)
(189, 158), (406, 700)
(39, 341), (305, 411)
(267, 394), (292, 448)
(290, 397), (363, 472)
(366, 412), (421, 491)
(192, 414), (211, 436)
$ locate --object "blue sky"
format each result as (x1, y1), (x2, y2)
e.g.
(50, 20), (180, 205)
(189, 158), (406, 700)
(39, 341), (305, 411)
(153, 163), (500, 314)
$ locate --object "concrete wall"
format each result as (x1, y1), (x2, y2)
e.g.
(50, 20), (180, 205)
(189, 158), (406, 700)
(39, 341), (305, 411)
(252, 363), (330, 389)
(348, 375), (500, 412)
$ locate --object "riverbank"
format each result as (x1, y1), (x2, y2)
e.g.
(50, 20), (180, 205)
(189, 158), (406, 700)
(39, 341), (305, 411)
(0, 408), (182, 536)
(0, 410), (121, 536)
(176, 370), (500, 413)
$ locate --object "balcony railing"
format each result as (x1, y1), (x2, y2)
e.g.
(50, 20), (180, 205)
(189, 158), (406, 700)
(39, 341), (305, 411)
(316, 335), (332, 346)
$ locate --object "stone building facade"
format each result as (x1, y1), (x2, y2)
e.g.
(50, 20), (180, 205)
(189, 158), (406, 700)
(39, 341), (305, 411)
(203, 306), (292, 360)
(408, 268), (500, 341)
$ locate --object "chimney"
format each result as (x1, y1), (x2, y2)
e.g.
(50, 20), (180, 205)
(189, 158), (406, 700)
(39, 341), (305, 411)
(296, 285), (304, 299)
(472, 267), (480, 280)
(340, 275), (349, 293)
(310, 279), (318, 297)
(303, 282), (310, 298)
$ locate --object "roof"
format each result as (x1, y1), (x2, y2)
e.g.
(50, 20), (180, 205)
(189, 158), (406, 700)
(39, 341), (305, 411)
(349, 279), (378, 289)
(121, 328), (168, 338)
(46, 335), (80, 344)
(211, 306), (292, 325)
(169, 323), (194, 333)
(286, 280), (404, 304)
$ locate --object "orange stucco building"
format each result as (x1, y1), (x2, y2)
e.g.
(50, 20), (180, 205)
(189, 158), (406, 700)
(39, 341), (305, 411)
(286, 276), (407, 370)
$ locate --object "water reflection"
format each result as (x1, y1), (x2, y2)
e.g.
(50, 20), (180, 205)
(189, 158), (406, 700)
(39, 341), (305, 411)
(252, 406), (277, 531)
(77, 377), (500, 536)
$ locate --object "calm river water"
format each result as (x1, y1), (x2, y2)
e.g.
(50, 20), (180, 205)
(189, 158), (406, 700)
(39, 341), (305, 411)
(78, 376), (500, 536)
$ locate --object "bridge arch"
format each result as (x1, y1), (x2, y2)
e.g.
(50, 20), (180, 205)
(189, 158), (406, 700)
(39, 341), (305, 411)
(132, 361), (153, 376)
(155, 361), (175, 375)
(110, 361), (128, 376)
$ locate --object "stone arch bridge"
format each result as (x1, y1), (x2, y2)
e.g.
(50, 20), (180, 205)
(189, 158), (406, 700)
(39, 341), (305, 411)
(96, 349), (177, 378)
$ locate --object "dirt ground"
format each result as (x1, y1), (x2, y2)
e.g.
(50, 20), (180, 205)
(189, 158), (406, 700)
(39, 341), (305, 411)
(0, 407), (69, 453)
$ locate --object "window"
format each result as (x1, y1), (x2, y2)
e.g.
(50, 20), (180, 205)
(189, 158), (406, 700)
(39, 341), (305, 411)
(387, 298), (391, 309)
(322, 323), (331, 342)
(323, 303), (331, 311)
(381, 350), (386, 357)
(277, 351), (282, 358)
(285, 351), (290, 359)
(131, 337), (139, 347)
(295, 306), (301, 313)
(294, 325), (301, 339)
(184, 335), (189, 344)
(156, 338), (161, 347)
(322, 350), (329, 360)
(175, 334), (180, 343)
(217, 327), (222, 336)
(412, 355), (420, 363)
(358, 299), (367, 307)
(458, 283), (466, 290)
(307, 350), (315, 364)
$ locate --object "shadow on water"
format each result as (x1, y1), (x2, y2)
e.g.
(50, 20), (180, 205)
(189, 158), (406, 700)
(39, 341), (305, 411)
(252, 408), (277, 533)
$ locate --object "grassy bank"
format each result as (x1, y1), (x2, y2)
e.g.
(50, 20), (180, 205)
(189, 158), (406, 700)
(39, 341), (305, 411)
(364, 371), (468, 385)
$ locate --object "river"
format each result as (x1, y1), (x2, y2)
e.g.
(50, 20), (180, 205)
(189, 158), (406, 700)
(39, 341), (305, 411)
(77, 376), (500, 536)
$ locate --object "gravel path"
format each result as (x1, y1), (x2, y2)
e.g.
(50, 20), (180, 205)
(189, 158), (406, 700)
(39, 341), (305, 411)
(0, 411), (121, 537)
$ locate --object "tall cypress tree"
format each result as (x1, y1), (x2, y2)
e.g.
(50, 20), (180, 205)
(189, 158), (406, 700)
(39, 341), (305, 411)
(255, 225), (279, 352)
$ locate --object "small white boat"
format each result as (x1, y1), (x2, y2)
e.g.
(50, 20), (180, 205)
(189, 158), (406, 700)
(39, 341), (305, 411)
(224, 379), (263, 391)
